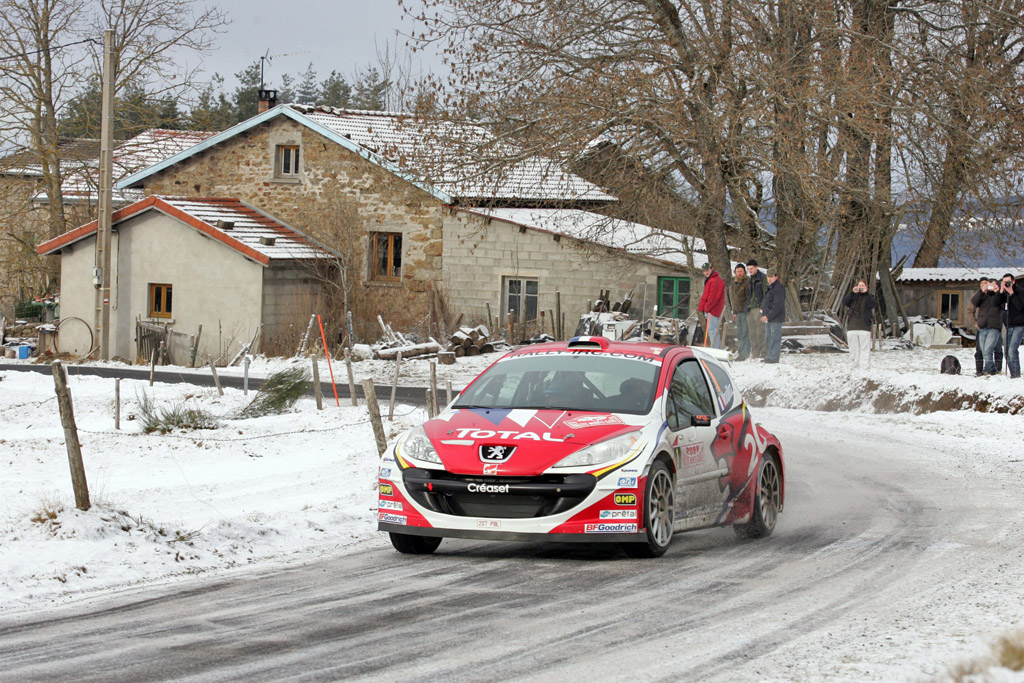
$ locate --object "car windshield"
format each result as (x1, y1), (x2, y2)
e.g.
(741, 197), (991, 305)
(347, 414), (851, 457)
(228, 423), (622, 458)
(454, 352), (661, 414)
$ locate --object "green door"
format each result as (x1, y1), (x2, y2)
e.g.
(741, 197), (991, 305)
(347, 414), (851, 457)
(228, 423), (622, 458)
(658, 277), (691, 319)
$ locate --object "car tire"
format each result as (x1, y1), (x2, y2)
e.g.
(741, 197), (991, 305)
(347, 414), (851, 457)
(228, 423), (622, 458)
(622, 460), (675, 558)
(734, 453), (782, 539)
(389, 532), (442, 554)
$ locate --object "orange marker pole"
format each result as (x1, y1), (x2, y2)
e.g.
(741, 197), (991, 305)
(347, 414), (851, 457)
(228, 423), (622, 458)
(317, 315), (340, 406)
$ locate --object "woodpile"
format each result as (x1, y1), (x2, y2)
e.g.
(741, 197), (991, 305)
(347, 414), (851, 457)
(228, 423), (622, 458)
(373, 315), (441, 360)
(448, 325), (497, 357)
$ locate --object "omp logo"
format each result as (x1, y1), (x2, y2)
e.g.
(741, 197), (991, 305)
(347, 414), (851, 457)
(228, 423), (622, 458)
(378, 512), (406, 525)
(584, 523), (638, 533)
(600, 510), (637, 520)
(617, 477), (637, 488)
(379, 483), (394, 496)
(467, 483), (510, 494)
(379, 500), (402, 511)
(479, 444), (516, 463)
(614, 493), (636, 506)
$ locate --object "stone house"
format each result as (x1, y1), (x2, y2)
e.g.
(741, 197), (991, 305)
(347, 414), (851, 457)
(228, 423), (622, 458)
(37, 195), (334, 361)
(112, 104), (704, 344)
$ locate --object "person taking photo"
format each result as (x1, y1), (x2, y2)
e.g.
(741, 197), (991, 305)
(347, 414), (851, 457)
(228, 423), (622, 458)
(841, 279), (878, 370)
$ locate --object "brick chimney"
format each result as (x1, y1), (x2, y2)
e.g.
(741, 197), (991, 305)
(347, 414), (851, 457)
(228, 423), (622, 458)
(257, 89), (278, 114)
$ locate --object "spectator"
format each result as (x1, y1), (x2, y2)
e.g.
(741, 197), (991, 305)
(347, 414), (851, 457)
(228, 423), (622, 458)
(841, 278), (878, 370)
(731, 264), (751, 360)
(970, 277), (1007, 375)
(966, 277), (1001, 375)
(697, 262), (726, 349)
(746, 259), (768, 358)
(1002, 275), (1023, 378)
(760, 268), (786, 363)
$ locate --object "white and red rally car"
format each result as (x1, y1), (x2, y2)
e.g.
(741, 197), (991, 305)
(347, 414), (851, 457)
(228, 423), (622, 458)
(378, 336), (784, 557)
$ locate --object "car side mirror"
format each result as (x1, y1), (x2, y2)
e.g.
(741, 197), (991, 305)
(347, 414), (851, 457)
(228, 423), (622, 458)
(691, 414), (712, 427)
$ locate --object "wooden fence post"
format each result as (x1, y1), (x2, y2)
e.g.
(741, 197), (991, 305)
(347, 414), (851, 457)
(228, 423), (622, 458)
(312, 354), (323, 410)
(52, 361), (90, 511)
(344, 347), (358, 407)
(388, 351), (402, 421)
(149, 347), (157, 386)
(208, 359), (224, 396)
(446, 380), (453, 406)
(426, 389), (436, 419)
(361, 379), (388, 457)
(430, 361), (439, 413)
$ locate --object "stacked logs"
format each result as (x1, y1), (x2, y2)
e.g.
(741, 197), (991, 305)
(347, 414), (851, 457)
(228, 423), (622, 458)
(448, 325), (494, 358)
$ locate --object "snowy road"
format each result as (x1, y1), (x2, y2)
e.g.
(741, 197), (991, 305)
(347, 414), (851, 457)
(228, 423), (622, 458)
(1, 407), (1022, 681)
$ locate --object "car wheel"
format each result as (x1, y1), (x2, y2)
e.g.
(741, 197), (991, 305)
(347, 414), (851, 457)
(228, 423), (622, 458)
(622, 460), (674, 558)
(389, 532), (442, 554)
(734, 453), (782, 539)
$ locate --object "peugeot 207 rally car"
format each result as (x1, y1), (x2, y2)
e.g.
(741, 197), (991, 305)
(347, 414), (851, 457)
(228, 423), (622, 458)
(377, 336), (784, 558)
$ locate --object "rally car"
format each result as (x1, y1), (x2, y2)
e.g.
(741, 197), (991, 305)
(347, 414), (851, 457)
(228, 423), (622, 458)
(378, 336), (784, 558)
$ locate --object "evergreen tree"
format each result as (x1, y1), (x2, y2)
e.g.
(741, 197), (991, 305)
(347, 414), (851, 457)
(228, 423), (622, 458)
(189, 74), (235, 131)
(59, 81), (183, 139)
(296, 63), (321, 105)
(320, 70), (350, 108)
(231, 60), (262, 121)
(351, 66), (388, 111)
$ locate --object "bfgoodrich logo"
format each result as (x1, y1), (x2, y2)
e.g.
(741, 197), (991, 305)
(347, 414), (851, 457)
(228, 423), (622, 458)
(378, 512), (406, 525)
(584, 523), (638, 533)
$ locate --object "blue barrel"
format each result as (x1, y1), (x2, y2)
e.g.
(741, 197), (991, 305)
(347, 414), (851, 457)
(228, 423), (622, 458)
(17, 345), (30, 359)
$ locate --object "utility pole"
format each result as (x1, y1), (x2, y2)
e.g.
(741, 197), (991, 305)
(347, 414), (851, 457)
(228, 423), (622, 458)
(96, 28), (116, 360)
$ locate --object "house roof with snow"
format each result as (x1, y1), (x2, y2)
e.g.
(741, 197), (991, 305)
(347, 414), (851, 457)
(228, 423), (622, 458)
(37, 195), (334, 265)
(117, 105), (616, 205)
(897, 267), (1023, 283)
(463, 207), (705, 268)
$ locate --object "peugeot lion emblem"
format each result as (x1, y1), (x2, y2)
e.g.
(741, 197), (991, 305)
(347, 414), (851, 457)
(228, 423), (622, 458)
(479, 444), (515, 463)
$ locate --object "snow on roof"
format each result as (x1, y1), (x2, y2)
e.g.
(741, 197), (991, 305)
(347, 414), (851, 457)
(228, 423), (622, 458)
(466, 207), (704, 268)
(295, 106), (616, 203)
(37, 195), (332, 264)
(897, 267), (1023, 283)
(34, 129), (216, 204)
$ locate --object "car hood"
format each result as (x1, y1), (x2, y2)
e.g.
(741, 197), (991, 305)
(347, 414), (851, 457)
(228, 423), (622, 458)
(420, 408), (643, 476)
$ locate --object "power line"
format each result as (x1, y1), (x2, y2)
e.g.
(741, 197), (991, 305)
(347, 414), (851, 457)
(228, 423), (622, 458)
(0, 37), (99, 63)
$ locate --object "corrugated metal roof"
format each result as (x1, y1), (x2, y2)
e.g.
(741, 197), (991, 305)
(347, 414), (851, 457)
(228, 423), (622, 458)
(296, 106), (616, 203)
(897, 267), (1023, 282)
(466, 207), (704, 268)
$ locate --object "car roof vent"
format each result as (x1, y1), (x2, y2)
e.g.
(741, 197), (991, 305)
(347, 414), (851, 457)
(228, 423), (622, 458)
(566, 335), (610, 350)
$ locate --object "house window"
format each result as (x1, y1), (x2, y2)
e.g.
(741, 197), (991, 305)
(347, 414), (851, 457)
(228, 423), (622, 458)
(149, 283), (172, 319)
(657, 276), (691, 319)
(276, 145), (300, 178)
(939, 290), (961, 322)
(371, 232), (402, 281)
(504, 277), (538, 323)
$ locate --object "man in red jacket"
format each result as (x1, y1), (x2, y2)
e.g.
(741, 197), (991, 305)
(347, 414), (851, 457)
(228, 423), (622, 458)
(697, 262), (726, 348)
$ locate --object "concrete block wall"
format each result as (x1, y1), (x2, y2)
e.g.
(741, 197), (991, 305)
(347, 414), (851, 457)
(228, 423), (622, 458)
(442, 211), (687, 336)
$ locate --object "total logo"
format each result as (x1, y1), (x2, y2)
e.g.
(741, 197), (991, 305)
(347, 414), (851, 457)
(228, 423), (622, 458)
(379, 500), (403, 511)
(378, 512), (406, 525)
(584, 523), (638, 533)
(467, 482), (510, 494)
(452, 428), (564, 442)
(379, 483), (394, 496)
(617, 477), (638, 488)
(599, 510), (637, 520)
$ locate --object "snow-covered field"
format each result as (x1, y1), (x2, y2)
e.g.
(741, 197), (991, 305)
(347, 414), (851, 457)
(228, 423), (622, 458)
(1, 342), (1021, 645)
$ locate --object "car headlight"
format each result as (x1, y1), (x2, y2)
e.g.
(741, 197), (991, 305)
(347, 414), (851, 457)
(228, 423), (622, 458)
(398, 426), (441, 465)
(552, 431), (644, 469)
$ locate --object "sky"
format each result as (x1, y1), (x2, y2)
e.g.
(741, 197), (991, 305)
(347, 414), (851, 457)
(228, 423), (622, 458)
(188, 0), (439, 91)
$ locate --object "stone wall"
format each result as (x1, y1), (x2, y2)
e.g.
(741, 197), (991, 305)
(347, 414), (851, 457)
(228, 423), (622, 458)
(138, 116), (446, 340)
(443, 211), (688, 337)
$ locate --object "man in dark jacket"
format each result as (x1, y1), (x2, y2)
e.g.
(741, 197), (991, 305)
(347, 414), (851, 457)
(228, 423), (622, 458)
(967, 278), (1002, 375)
(731, 264), (751, 360)
(697, 263), (726, 348)
(841, 279), (878, 370)
(1002, 275), (1024, 378)
(970, 278), (1007, 375)
(759, 269), (786, 363)
(746, 260), (768, 358)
